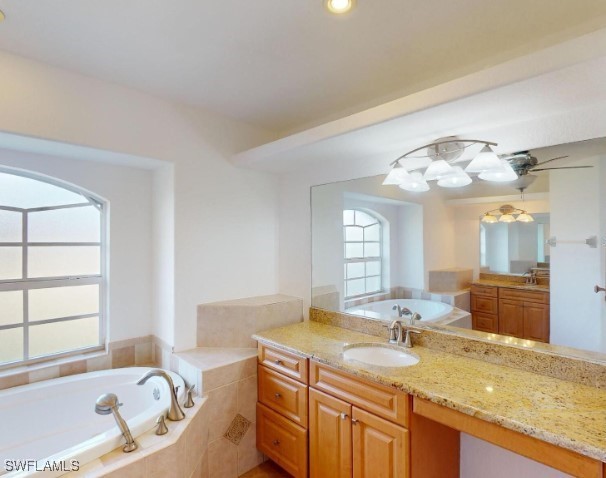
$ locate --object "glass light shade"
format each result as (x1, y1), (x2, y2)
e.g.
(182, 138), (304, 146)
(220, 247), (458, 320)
(479, 159), (518, 182)
(465, 145), (501, 173)
(499, 214), (516, 223)
(383, 163), (410, 185)
(424, 159), (454, 181)
(437, 166), (472, 188)
(481, 214), (498, 224)
(516, 212), (534, 223)
(398, 172), (430, 192)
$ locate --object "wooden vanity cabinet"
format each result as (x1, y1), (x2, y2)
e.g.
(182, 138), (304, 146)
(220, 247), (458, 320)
(471, 284), (499, 333)
(257, 344), (309, 478)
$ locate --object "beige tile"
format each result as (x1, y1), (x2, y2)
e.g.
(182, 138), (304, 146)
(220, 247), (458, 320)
(186, 407), (209, 475)
(191, 450), (209, 478)
(208, 438), (237, 478)
(103, 459), (147, 478)
(86, 354), (112, 372)
(112, 346), (135, 368)
(207, 382), (238, 442)
(237, 375), (257, 423)
(60, 360), (87, 377)
(135, 342), (153, 365)
(145, 443), (182, 478)
(237, 425), (264, 476)
(202, 357), (256, 391)
(28, 365), (60, 383)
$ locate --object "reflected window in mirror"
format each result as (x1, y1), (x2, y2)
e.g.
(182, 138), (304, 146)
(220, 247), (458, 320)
(343, 209), (386, 299)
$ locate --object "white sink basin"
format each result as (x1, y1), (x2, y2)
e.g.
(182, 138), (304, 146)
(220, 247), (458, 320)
(342, 343), (420, 367)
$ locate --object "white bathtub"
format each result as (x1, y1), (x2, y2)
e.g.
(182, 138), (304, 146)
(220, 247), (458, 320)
(346, 299), (453, 322)
(0, 367), (184, 477)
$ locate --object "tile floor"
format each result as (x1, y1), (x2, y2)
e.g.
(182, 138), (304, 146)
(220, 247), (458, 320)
(239, 460), (292, 477)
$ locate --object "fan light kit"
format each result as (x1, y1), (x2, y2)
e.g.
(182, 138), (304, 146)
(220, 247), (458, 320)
(481, 205), (534, 224)
(383, 137), (516, 192)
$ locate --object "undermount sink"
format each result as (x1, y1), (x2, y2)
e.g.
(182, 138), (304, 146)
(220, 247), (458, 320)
(342, 343), (420, 367)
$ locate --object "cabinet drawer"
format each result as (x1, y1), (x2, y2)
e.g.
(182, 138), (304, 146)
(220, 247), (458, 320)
(257, 402), (308, 478)
(499, 288), (549, 304)
(470, 285), (498, 297)
(259, 343), (308, 384)
(258, 364), (308, 428)
(472, 312), (498, 333)
(310, 361), (409, 427)
(471, 295), (498, 315)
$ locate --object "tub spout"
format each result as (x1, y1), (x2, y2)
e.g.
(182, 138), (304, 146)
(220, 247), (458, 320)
(136, 369), (185, 421)
(94, 393), (137, 453)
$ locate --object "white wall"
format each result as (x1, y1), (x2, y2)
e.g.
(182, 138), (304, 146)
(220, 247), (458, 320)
(0, 148), (153, 342)
(0, 49), (280, 351)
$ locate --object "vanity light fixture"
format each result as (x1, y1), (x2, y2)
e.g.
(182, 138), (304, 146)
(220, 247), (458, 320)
(325, 0), (355, 14)
(383, 137), (519, 191)
(481, 205), (534, 224)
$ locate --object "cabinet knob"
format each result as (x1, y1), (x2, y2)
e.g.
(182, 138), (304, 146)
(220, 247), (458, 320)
(340, 412), (348, 420)
(274, 392), (282, 399)
(351, 418), (359, 425)
(272, 439), (280, 446)
(274, 359), (283, 365)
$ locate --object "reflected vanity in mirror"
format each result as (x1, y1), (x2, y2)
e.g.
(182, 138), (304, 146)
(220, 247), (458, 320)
(311, 137), (606, 360)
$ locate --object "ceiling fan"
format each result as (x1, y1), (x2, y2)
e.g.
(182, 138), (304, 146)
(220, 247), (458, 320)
(501, 151), (593, 192)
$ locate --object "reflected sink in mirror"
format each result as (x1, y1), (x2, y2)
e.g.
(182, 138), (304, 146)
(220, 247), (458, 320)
(342, 343), (420, 367)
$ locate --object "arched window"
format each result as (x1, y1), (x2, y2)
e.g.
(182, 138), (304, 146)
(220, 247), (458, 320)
(0, 169), (106, 367)
(343, 209), (383, 299)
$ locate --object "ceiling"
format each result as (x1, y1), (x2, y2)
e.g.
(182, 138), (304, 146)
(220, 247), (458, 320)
(1, 1), (606, 134)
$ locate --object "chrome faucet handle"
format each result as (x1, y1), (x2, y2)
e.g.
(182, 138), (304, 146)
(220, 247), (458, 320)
(410, 312), (422, 325)
(184, 385), (195, 409)
(156, 415), (169, 435)
(402, 328), (421, 348)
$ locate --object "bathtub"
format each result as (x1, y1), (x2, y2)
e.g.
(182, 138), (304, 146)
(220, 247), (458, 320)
(0, 367), (184, 477)
(346, 299), (453, 322)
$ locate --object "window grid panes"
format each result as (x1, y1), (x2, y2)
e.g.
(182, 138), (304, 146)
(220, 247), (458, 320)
(344, 209), (383, 299)
(0, 171), (105, 368)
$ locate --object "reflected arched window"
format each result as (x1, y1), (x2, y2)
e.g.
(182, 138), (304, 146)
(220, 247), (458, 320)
(0, 169), (105, 367)
(343, 209), (383, 299)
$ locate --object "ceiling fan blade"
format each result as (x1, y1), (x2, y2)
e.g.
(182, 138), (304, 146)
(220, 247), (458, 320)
(533, 155), (569, 167)
(531, 166), (593, 172)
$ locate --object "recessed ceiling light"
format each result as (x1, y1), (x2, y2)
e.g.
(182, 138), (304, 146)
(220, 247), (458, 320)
(325, 0), (355, 14)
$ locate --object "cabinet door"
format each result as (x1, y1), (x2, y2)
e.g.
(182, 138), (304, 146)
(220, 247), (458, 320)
(523, 302), (550, 343)
(309, 388), (352, 478)
(499, 299), (524, 338)
(352, 407), (409, 478)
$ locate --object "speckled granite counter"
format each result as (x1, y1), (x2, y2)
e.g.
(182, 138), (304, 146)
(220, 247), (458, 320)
(472, 279), (549, 292)
(253, 321), (606, 462)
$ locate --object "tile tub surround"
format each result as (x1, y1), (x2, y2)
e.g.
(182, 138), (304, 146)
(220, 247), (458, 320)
(310, 307), (606, 389)
(344, 286), (471, 312)
(174, 347), (264, 477)
(197, 294), (303, 348)
(0, 335), (164, 392)
(253, 321), (606, 462)
(72, 396), (210, 478)
(428, 267), (473, 293)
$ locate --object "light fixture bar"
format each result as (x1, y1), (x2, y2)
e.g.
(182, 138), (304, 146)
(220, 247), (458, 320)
(389, 139), (498, 167)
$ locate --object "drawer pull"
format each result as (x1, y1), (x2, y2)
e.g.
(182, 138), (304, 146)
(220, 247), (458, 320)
(272, 439), (281, 446)
(340, 412), (348, 420)
(351, 418), (359, 425)
(274, 359), (283, 365)
(274, 392), (282, 399)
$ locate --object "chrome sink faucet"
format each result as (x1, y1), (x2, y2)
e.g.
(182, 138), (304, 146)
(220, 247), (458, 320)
(388, 319), (421, 348)
(137, 369), (185, 421)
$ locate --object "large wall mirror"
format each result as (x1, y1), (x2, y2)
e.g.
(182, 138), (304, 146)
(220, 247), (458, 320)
(311, 137), (606, 360)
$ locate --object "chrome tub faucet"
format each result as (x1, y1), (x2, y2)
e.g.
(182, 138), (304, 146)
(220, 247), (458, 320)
(136, 369), (185, 421)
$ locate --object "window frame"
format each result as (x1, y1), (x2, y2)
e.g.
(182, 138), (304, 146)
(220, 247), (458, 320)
(343, 209), (384, 300)
(0, 169), (107, 369)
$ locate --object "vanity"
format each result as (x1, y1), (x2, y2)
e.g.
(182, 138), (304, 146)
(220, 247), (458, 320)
(254, 320), (606, 478)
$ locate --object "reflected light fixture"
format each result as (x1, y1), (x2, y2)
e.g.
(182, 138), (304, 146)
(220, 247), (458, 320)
(0, 9), (5, 22)
(481, 205), (534, 224)
(383, 137), (519, 192)
(325, 0), (355, 14)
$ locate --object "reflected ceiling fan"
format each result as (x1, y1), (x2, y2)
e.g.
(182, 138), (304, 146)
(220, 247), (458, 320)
(501, 151), (593, 192)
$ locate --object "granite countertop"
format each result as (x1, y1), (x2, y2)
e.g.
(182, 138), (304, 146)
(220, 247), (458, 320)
(253, 321), (606, 462)
(472, 279), (550, 292)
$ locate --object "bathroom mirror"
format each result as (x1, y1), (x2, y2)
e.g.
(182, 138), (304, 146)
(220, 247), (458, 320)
(480, 214), (550, 274)
(311, 137), (606, 360)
